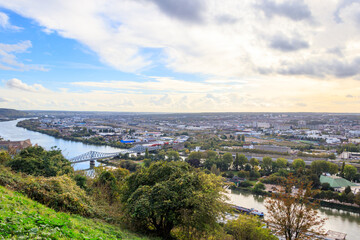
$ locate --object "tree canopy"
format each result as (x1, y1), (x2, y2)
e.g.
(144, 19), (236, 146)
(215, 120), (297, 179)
(7, 146), (73, 177)
(120, 161), (228, 239)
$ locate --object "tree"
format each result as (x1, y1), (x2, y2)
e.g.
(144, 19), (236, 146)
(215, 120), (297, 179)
(328, 163), (339, 175)
(310, 160), (338, 176)
(222, 153), (233, 171)
(121, 161), (228, 239)
(233, 153), (240, 170)
(244, 163), (251, 172)
(252, 182), (266, 194)
(145, 148), (149, 159)
(186, 151), (203, 168)
(262, 157), (273, 174)
(7, 146), (73, 177)
(292, 158), (305, 170)
(211, 164), (221, 176)
(238, 154), (248, 170)
(166, 150), (180, 161)
(249, 158), (259, 169)
(0, 150), (11, 165)
(276, 158), (288, 169)
(344, 186), (351, 195)
(355, 192), (360, 206)
(265, 175), (326, 240)
(156, 150), (166, 160)
(225, 214), (277, 240)
(344, 165), (357, 181)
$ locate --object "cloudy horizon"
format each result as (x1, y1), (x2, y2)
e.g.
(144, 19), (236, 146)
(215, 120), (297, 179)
(1, 0), (360, 112)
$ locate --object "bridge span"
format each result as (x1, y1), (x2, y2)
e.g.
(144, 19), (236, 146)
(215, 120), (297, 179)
(69, 145), (161, 165)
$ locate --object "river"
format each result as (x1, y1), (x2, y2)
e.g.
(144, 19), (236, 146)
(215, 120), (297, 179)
(0, 119), (124, 170)
(1, 119), (359, 239)
(227, 190), (360, 240)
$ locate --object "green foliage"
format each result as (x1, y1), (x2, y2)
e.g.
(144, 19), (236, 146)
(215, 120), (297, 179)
(262, 156), (273, 174)
(222, 153), (233, 171)
(7, 146), (73, 177)
(166, 150), (180, 161)
(0, 186), (153, 240)
(252, 182), (266, 194)
(74, 174), (87, 189)
(276, 158), (288, 169)
(343, 165), (357, 181)
(0, 165), (95, 216)
(249, 158), (259, 168)
(118, 160), (141, 172)
(23, 175), (96, 217)
(292, 158), (305, 170)
(260, 174), (286, 185)
(310, 160), (338, 175)
(238, 180), (252, 188)
(0, 150), (11, 165)
(121, 161), (228, 238)
(338, 143), (360, 153)
(237, 170), (250, 178)
(225, 214), (277, 240)
(321, 182), (331, 191)
(249, 170), (261, 180)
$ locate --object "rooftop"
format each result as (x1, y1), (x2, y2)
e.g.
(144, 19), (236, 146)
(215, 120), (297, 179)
(320, 175), (357, 188)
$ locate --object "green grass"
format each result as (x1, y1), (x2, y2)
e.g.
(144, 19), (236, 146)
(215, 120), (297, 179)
(0, 186), (154, 240)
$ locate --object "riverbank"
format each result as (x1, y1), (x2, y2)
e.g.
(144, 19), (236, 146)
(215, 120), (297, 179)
(16, 119), (132, 150)
(230, 185), (360, 214)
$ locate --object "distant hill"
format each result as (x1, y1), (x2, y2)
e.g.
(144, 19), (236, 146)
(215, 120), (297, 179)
(0, 108), (28, 120)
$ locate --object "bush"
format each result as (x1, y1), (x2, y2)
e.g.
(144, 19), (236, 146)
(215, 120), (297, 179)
(0, 166), (95, 217)
(260, 175), (286, 185)
(22, 175), (96, 216)
(239, 180), (252, 188)
(225, 214), (277, 240)
(7, 146), (73, 177)
(237, 170), (250, 178)
(252, 182), (266, 194)
(0, 150), (11, 165)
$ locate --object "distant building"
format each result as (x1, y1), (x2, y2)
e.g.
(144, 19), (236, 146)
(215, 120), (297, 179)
(338, 151), (360, 160)
(349, 138), (360, 144)
(0, 139), (32, 152)
(320, 175), (358, 193)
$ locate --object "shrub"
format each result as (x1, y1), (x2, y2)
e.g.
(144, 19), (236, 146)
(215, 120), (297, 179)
(252, 182), (266, 194)
(239, 180), (252, 188)
(7, 146), (73, 177)
(225, 214), (277, 240)
(22, 175), (96, 216)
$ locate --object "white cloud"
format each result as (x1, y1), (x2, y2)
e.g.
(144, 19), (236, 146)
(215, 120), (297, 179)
(0, 12), (22, 30)
(0, 40), (48, 71)
(5, 78), (48, 92)
(2, 1), (360, 112)
(71, 76), (243, 93)
(2, 0), (360, 78)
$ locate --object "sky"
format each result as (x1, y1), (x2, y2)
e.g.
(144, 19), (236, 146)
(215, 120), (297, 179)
(0, 0), (360, 113)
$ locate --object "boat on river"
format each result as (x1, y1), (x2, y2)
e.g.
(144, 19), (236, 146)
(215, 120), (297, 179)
(232, 205), (264, 217)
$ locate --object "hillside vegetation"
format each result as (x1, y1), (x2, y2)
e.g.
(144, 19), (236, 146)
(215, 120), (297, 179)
(0, 185), (152, 239)
(0, 108), (28, 120)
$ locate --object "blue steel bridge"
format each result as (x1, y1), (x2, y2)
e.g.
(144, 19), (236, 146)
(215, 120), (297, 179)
(69, 145), (161, 165)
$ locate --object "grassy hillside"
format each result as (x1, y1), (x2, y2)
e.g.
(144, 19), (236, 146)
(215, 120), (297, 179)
(0, 186), (154, 240)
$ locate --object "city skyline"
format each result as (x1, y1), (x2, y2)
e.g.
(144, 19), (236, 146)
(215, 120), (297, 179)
(1, 0), (360, 112)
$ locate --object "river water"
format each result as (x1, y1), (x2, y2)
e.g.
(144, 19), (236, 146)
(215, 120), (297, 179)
(227, 190), (360, 240)
(1, 119), (359, 239)
(0, 119), (124, 170)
